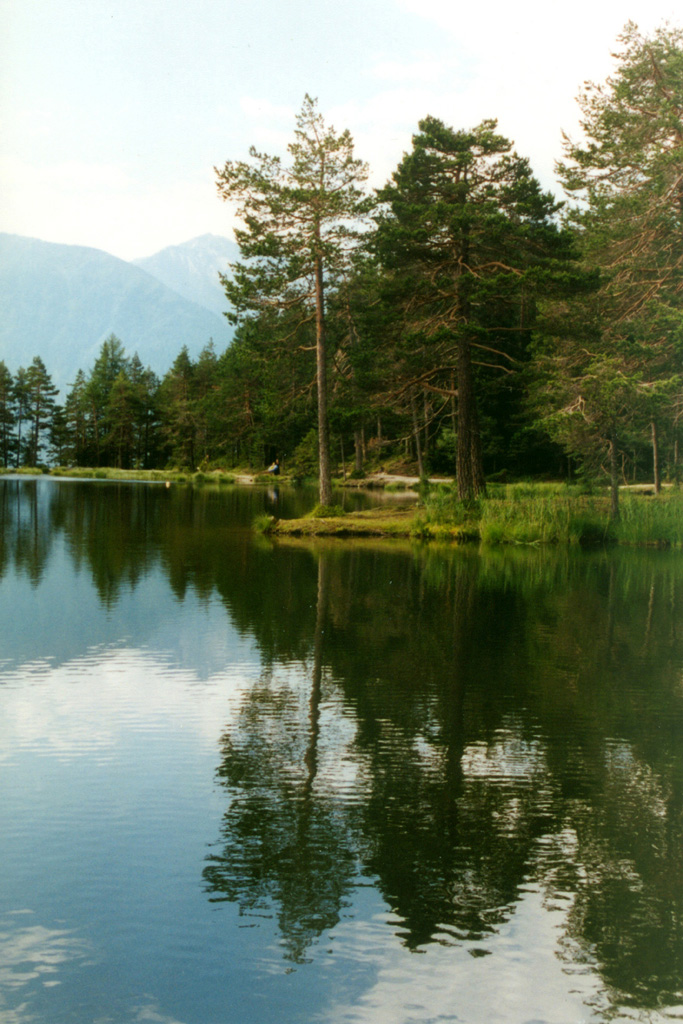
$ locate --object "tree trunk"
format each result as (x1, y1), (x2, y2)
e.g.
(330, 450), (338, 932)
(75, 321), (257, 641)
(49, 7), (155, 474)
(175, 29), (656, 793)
(423, 390), (430, 461)
(651, 419), (661, 494)
(674, 435), (680, 489)
(354, 429), (363, 475)
(609, 427), (620, 521)
(410, 391), (425, 478)
(15, 413), (22, 468)
(313, 247), (332, 505)
(456, 338), (485, 501)
(304, 553), (328, 799)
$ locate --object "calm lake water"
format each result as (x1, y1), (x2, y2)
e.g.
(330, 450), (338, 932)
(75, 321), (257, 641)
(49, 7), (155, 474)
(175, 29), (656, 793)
(1, 477), (682, 1024)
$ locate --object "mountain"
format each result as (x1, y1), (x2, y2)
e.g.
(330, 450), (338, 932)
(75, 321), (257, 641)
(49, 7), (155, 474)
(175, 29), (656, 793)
(0, 234), (233, 396)
(133, 234), (238, 315)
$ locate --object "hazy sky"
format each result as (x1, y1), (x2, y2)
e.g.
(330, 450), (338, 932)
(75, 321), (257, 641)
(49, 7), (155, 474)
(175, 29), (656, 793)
(1, 0), (679, 260)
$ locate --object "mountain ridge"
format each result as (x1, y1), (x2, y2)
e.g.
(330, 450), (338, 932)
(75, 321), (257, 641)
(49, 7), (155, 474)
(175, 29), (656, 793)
(133, 233), (238, 315)
(0, 233), (234, 395)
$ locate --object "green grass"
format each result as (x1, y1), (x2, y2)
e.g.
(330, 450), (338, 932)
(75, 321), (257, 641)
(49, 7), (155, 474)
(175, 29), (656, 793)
(613, 492), (683, 547)
(309, 503), (345, 518)
(253, 513), (276, 534)
(418, 481), (683, 547)
(479, 492), (612, 546)
(384, 481), (414, 493)
(50, 466), (172, 481)
(47, 467), (237, 485)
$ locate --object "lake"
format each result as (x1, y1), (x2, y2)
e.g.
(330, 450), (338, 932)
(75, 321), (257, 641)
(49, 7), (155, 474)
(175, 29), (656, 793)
(1, 476), (682, 1024)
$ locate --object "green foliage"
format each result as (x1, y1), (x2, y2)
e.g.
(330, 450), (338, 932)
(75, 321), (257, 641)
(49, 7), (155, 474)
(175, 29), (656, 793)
(417, 484), (482, 526)
(289, 428), (319, 479)
(309, 504), (345, 518)
(0, 361), (15, 467)
(614, 492), (683, 546)
(418, 481), (621, 545)
(6, 35), (683, 492)
(216, 95), (374, 504)
(253, 513), (276, 534)
(374, 114), (583, 500)
(538, 23), (683, 515)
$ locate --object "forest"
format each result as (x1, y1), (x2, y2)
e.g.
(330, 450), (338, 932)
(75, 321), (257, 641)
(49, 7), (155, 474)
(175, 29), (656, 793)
(1, 24), (682, 513)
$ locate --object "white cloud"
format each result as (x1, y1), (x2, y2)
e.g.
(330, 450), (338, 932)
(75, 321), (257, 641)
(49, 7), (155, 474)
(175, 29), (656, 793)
(0, 157), (236, 259)
(0, 918), (90, 995)
(0, 646), (257, 764)
(324, 886), (615, 1024)
(370, 58), (445, 84)
(1, 0), (680, 256)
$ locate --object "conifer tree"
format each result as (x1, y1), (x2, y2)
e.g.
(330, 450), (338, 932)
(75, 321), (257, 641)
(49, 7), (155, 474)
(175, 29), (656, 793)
(64, 370), (91, 466)
(12, 367), (30, 468)
(128, 355), (160, 469)
(87, 335), (130, 466)
(159, 347), (198, 470)
(553, 22), (683, 504)
(23, 356), (58, 466)
(0, 362), (14, 468)
(216, 95), (374, 503)
(375, 116), (577, 500)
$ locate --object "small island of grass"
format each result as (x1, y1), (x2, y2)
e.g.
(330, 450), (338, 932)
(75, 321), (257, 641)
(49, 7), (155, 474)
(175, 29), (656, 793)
(262, 480), (683, 548)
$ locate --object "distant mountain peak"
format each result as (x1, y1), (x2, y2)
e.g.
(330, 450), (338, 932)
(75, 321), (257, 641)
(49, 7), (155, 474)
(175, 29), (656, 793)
(0, 233), (232, 395)
(133, 235), (239, 315)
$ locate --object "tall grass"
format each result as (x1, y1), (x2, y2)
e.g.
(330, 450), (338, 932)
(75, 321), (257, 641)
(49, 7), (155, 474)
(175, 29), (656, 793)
(613, 491), (683, 547)
(419, 481), (613, 545)
(419, 480), (683, 546)
(47, 467), (236, 485)
(480, 492), (611, 545)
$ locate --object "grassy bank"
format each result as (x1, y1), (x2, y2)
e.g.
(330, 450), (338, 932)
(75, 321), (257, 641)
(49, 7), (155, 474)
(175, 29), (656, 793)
(417, 481), (683, 546)
(268, 482), (683, 547)
(262, 503), (420, 538)
(5, 467), (681, 547)
(1, 466), (243, 485)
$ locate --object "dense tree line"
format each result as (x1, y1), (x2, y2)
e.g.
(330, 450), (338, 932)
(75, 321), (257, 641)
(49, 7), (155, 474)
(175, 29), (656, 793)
(2, 24), (681, 514)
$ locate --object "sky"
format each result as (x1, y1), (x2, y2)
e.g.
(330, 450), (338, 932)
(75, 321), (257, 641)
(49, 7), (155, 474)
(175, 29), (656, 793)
(1, 0), (680, 262)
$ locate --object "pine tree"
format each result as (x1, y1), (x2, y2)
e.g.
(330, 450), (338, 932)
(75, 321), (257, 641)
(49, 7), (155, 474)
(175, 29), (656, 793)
(12, 367), (30, 468)
(105, 370), (138, 469)
(159, 347), (198, 470)
(23, 356), (58, 466)
(216, 95), (374, 502)
(375, 116), (577, 500)
(128, 355), (160, 469)
(554, 22), (683, 503)
(87, 335), (130, 466)
(0, 362), (14, 468)
(63, 370), (92, 466)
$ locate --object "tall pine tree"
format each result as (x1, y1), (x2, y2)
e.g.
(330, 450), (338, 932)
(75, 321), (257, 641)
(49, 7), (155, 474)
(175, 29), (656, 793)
(554, 22), (683, 503)
(375, 116), (577, 500)
(216, 95), (374, 503)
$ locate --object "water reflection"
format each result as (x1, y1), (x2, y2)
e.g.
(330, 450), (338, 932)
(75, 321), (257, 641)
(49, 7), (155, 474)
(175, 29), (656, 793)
(0, 911), (90, 1007)
(2, 477), (683, 1020)
(204, 556), (361, 964)
(205, 541), (683, 1013)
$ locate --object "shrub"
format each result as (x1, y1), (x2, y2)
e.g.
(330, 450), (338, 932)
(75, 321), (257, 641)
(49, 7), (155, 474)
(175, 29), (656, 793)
(253, 514), (276, 534)
(568, 515), (614, 546)
(309, 504), (345, 519)
(290, 429), (319, 479)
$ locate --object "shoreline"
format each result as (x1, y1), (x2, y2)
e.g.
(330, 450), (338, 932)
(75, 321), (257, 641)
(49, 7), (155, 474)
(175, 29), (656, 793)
(4, 468), (681, 547)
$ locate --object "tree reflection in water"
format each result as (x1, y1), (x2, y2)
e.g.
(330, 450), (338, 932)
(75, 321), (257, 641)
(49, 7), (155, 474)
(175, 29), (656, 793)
(205, 542), (683, 1011)
(2, 479), (682, 1010)
(203, 554), (361, 963)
